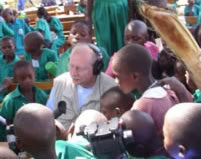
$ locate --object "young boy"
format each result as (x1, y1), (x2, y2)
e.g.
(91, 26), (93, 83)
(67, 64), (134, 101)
(24, 31), (58, 81)
(0, 60), (47, 124)
(36, 7), (53, 44)
(2, 8), (30, 55)
(106, 20), (159, 78)
(37, 7), (66, 53)
(163, 103), (201, 159)
(121, 110), (168, 158)
(0, 36), (19, 102)
(56, 20), (109, 76)
(112, 44), (179, 136)
(100, 86), (134, 120)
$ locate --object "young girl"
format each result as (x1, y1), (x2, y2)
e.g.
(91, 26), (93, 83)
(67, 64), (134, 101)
(24, 31), (58, 81)
(87, 0), (133, 57)
(37, 7), (66, 54)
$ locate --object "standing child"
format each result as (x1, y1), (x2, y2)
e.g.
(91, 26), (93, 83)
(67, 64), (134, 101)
(0, 60), (47, 124)
(2, 8), (30, 55)
(87, 0), (133, 57)
(37, 7), (66, 54)
(36, 7), (53, 46)
(24, 31), (58, 81)
(0, 36), (19, 102)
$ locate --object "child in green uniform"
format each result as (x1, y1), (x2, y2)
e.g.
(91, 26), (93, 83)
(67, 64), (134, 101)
(56, 20), (109, 76)
(0, 60), (47, 125)
(0, 36), (19, 102)
(87, 0), (133, 57)
(0, 22), (14, 39)
(24, 31), (58, 81)
(2, 8), (30, 55)
(36, 7), (53, 44)
(37, 7), (66, 54)
(77, 0), (88, 14)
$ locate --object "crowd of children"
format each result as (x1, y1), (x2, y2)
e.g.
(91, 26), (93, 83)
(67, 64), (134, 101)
(1, 0), (201, 158)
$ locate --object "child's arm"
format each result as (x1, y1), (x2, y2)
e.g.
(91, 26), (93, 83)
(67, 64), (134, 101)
(87, 0), (94, 37)
(2, 22), (14, 37)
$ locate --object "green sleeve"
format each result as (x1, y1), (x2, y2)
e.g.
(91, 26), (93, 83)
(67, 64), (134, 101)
(0, 97), (15, 121)
(2, 22), (14, 36)
(51, 18), (63, 32)
(48, 50), (58, 62)
(36, 19), (46, 33)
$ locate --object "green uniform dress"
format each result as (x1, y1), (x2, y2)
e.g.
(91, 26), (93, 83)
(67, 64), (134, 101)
(56, 140), (96, 159)
(6, 18), (30, 55)
(56, 46), (109, 76)
(48, 17), (66, 53)
(92, 0), (129, 57)
(25, 48), (58, 81)
(36, 18), (53, 42)
(0, 86), (47, 141)
(0, 22), (14, 39)
(0, 54), (19, 102)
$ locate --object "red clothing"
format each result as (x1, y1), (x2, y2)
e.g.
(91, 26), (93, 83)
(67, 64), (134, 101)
(132, 87), (179, 136)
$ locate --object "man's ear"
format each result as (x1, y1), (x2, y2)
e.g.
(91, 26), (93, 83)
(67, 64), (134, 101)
(178, 145), (187, 158)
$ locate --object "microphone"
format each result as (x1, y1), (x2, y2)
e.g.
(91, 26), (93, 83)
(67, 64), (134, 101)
(54, 101), (67, 119)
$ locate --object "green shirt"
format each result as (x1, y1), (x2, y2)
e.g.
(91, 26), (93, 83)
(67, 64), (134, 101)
(0, 22), (14, 39)
(0, 54), (19, 85)
(56, 46), (110, 76)
(36, 18), (53, 41)
(193, 89), (201, 103)
(25, 48), (58, 81)
(76, 5), (87, 14)
(0, 86), (47, 122)
(56, 140), (95, 159)
(49, 17), (65, 40)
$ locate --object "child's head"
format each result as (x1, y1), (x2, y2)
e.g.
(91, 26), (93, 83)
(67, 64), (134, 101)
(124, 20), (148, 46)
(163, 103), (201, 159)
(112, 44), (152, 94)
(14, 103), (56, 158)
(2, 8), (14, 23)
(37, 7), (48, 19)
(100, 86), (134, 120)
(0, 146), (18, 159)
(24, 31), (44, 54)
(68, 20), (91, 46)
(14, 60), (35, 91)
(1, 36), (15, 57)
(121, 110), (160, 158)
(188, 0), (195, 5)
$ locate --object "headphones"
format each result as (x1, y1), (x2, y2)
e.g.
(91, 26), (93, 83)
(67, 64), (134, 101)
(88, 43), (104, 76)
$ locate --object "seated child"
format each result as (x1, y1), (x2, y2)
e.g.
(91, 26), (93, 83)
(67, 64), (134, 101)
(163, 103), (201, 159)
(37, 7), (66, 53)
(112, 44), (179, 137)
(106, 20), (159, 78)
(76, 0), (87, 14)
(185, 0), (200, 17)
(121, 110), (168, 158)
(0, 60), (47, 124)
(56, 20), (109, 76)
(36, 7), (53, 45)
(24, 31), (58, 81)
(100, 86), (134, 120)
(0, 36), (19, 101)
(2, 8), (30, 55)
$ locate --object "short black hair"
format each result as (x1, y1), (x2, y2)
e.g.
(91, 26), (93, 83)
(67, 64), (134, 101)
(101, 86), (134, 111)
(1, 36), (15, 45)
(14, 60), (34, 75)
(71, 20), (92, 35)
(116, 44), (152, 75)
(37, 7), (48, 18)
